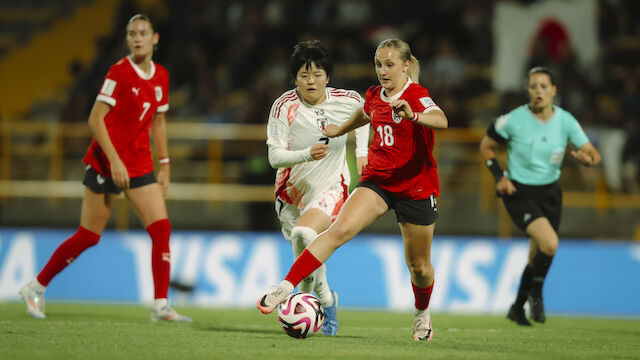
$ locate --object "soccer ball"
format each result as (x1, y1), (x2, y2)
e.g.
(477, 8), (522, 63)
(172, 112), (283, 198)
(277, 292), (325, 339)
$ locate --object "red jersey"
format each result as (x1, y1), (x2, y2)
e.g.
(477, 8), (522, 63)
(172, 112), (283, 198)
(360, 80), (442, 199)
(83, 57), (169, 177)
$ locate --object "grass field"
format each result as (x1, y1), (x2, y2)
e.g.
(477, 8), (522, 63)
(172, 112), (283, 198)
(1, 303), (639, 359)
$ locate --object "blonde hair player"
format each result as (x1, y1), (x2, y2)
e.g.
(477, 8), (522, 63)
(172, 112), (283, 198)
(258, 39), (448, 341)
(19, 14), (191, 322)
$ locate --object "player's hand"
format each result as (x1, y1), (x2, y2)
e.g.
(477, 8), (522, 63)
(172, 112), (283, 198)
(322, 124), (341, 138)
(496, 176), (516, 196)
(110, 158), (130, 189)
(310, 143), (329, 160)
(157, 167), (170, 197)
(390, 99), (413, 120)
(356, 156), (368, 175)
(570, 149), (594, 167)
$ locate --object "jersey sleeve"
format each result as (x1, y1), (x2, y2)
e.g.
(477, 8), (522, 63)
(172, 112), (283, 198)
(565, 113), (589, 148)
(362, 86), (376, 119)
(412, 86), (442, 114)
(156, 67), (170, 113)
(266, 99), (312, 168)
(350, 92), (369, 157)
(96, 65), (123, 107)
(493, 113), (511, 141)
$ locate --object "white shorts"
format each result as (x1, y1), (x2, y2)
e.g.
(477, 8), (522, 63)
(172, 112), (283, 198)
(276, 188), (346, 240)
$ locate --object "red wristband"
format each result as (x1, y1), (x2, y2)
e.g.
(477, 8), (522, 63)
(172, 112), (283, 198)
(411, 112), (419, 122)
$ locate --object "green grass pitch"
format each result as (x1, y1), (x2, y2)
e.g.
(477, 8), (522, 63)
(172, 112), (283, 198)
(1, 303), (638, 359)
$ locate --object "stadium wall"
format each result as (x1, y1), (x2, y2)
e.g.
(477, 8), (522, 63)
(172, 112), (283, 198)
(0, 229), (638, 317)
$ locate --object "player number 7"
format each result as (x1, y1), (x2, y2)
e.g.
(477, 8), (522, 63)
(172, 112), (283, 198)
(319, 137), (329, 145)
(139, 102), (151, 121)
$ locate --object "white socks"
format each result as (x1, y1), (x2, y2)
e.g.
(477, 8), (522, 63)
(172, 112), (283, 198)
(289, 226), (332, 307)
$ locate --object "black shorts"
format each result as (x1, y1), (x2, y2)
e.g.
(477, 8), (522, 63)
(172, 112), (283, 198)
(356, 180), (439, 226)
(501, 180), (562, 233)
(82, 166), (156, 194)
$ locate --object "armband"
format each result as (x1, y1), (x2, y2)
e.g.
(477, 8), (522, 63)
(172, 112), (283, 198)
(159, 157), (170, 165)
(485, 158), (504, 182)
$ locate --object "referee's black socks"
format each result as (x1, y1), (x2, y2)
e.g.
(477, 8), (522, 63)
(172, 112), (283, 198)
(514, 265), (533, 307)
(530, 250), (554, 298)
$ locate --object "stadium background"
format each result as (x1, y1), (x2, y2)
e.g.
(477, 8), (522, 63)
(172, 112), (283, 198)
(0, 0), (639, 316)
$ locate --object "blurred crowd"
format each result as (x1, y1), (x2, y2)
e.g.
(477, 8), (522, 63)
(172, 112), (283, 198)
(53, 0), (640, 192)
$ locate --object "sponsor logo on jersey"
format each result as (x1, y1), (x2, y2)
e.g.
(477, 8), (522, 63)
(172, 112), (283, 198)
(100, 79), (116, 96)
(155, 86), (163, 102)
(312, 109), (325, 116)
(392, 111), (403, 123)
(132, 87), (140, 96)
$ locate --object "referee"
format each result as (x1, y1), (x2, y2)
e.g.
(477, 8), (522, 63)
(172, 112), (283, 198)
(480, 67), (601, 326)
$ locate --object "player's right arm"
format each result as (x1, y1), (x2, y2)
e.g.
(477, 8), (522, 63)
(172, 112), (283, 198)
(266, 100), (327, 169)
(480, 115), (515, 196)
(87, 101), (129, 189)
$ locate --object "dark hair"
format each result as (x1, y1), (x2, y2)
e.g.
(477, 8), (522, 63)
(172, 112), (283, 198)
(527, 66), (555, 85)
(289, 40), (333, 80)
(127, 14), (154, 30)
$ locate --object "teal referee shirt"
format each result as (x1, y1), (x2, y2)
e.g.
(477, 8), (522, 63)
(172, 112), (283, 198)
(495, 105), (589, 185)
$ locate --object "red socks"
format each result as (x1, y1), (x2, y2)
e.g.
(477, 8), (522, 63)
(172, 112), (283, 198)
(147, 219), (171, 299)
(412, 281), (434, 311)
(284, 249), (323, 287)
(37, 226), (100, 286)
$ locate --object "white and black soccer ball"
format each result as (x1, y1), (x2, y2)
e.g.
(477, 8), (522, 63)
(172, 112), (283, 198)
(277, 292), (325, 339)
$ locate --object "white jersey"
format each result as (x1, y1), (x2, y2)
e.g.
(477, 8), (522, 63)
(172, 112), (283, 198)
(267, 87), (369, 209)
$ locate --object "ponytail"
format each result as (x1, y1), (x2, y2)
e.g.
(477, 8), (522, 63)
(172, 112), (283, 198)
(408, 55), (420, 84)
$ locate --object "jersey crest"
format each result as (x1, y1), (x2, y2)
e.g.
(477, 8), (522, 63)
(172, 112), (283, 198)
(155, 86), (163, 101)
(317, 118), (328, 131)
(392, 111), (403, 123)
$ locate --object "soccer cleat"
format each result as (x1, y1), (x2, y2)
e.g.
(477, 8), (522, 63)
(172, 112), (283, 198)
(19, 281), (46, 319)
(528, 296), (546, 323)
(321, 290), (339, 336)
(507, 303), (532, 326)
(257, 283), (292, 314)
(151, 304), (192, 322)
(412, 308), (434, 341)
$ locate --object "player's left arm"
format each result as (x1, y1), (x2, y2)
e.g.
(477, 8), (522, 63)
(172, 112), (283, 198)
(151, 111), (170, 196)
(389, 98), (448, 130)
(567, 115), (601, 167)
(571, 142), (601, 167)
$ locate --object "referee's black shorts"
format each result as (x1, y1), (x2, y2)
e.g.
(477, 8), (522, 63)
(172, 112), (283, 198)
(356, 180), (439, 226)
(82, 166), (156, 194)
(501, 180), (562, 233)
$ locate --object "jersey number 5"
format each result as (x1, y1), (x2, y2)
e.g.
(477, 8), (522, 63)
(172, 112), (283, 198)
(376, 125), (394, 146)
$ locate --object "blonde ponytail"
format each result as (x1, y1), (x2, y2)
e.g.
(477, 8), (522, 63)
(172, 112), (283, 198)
(408, 55), (420, 84)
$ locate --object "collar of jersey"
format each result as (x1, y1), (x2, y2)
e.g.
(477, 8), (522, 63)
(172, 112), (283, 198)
(525, 104), (558, 125)
(295, 87), (330, 107)
(127, 56), (156, 80)
(380, 78), (412, 103)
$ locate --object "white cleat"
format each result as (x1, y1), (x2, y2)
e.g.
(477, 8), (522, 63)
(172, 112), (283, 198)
(257, 282), (294, 314)
(151, 304), (192, 322)
(19, 281), (46, 319)
(412, 308), (433, 341)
